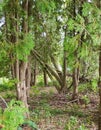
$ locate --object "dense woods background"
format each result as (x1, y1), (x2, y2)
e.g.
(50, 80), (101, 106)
(0, 0), (101, 129)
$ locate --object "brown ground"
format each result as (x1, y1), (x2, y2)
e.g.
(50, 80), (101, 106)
(0, 87), (99, 130)
(28, 87), (99, 130)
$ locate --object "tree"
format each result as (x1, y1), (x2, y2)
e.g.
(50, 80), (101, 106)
(67, 0), (101, 129)
(1, 0), (34, 116)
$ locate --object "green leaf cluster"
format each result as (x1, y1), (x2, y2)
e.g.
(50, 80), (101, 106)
(36, 0), (56, 14)
(16, 33), (34, 61)
(0, 42), (11, 76)
(0, 100), (27, 130)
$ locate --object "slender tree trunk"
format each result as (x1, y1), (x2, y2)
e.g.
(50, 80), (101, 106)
(33, 60), (37, 86)
(26, 62), (31, 98)
(72, 66), (79, 99)
(61, 50), (67, 93)
(72, 0), (81, 99)
(15, 59), (20, 99)
(59, 25), (68, 94)
(43, 68), (48, 87)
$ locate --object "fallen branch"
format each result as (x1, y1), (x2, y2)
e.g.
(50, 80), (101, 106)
(67, 99), (79, 104)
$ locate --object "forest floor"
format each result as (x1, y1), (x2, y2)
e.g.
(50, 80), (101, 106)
(28, 87), (99, 130)
(0, 86), (99, 130)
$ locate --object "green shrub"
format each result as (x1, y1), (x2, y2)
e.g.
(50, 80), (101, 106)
(0, 100), (27, 130)
(78, 81), (98, 93)
(91, 79), (98, 92)
(0, 79), (16, 91)
(3, 93), (16, 99)
(82, 95), (90, 105)
(0, 99), (38, 130)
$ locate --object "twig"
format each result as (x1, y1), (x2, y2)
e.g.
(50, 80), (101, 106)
(67, 99), (79, 104)
(0, 95), (8, 108)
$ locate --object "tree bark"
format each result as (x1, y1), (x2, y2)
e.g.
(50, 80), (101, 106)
(43, 68), (48, 87)
(33, 61), (37, 86)
(19, 62), (28, 108)
(61, 50), (67, 93)
(18, 0), (29, 111)
(72, 66), (79, 99)
(26, 61), (31, 98)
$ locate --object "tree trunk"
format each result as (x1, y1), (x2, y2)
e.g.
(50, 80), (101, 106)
(17, 0), (29, 110)
(60, 50), (67, 93)
(72, 0), (81, 99)
(33, 60), (37, 86)
(15, 59), (20, 99)
(50, 55), (62, 79)
(5, 0), (30, 116)
(72, 67), (79, 99)
(33, 50), (63, 88)
(58, 23), (68, 94)
(43, 68), (48, 87)
(26, 62), (31, 98)
(19, 62), (28, 108)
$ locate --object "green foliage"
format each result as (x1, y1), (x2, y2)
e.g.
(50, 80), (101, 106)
(67, 104), (86, 118)
(0, 0), (4, 17)
(82, 95), (90, 105)
(16, 33), (34, 61)
(0, 42), (11, 77)
(36, 75), (44, 87)
(4, 93), (16, 99)
(0, 79), (16, 91)
(50, 108), (68, 116)
(24, 120), (38, 129)
(18, 120), (38, 130)
(64, 116), (88, 130)
(91, 79), (98, 92)
(0, 100), (27, 130)
(36, 0), (56, 14)
(31, 103), (52, 123)
(32, 85), (41, 96)
(78, 82), (98, 93)
(36, 81), (44, 87)
(42, 103), (52, 118)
